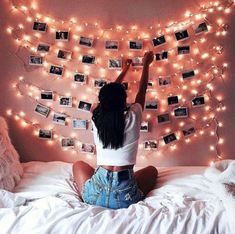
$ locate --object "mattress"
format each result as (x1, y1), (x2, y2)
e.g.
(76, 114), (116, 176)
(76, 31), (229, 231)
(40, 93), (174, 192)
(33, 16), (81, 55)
(0, 161), (231, 234)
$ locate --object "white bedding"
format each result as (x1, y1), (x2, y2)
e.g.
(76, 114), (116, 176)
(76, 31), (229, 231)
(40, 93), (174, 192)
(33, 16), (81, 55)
(0, 161), (233, 234)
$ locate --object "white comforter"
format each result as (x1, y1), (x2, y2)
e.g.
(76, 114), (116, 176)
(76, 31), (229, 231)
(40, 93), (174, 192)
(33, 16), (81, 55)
(0, 161), (234, 234)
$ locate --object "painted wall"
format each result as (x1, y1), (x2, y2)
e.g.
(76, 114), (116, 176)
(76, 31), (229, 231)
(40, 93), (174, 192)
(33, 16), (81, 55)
(0, 0), (234, 167)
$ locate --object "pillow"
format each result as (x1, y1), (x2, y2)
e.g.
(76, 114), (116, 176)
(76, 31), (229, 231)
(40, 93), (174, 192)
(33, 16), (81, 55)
(0, 117), (23, 191)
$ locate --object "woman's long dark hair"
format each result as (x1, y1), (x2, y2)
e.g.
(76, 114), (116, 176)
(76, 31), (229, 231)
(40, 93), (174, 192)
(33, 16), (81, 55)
(92, 83), (127, 149)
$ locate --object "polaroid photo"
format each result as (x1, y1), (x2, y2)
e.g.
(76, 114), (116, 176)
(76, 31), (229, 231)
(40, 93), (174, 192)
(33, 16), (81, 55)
(78, 101), (92, 112)
(39, 129), (52, 140)
(74, 73), (87, 84)
(168, 96), (179, 106)
(55, 31), (69, 41)
(105, 40), (119, 50)
(193, 22), (208, 35)
(175, 29), (189, 41)
(81, 143), (95, 154)
(34, 103), (50, 118)
(79, 36), (94, 47)
(57, 50), (72, 60)
(108, 58), (122, 69)
(37, 43), (50, 53)
(163, 132), (177, 144)
(147, 81), (154, 90)
(122, 82), (128, 90)
(82, 55), (96, 64)
(152, 35), (166, 47)
(178, 45), (190, 55)
(132, 57), (144, 67)
(129, 40), (143, 50)
(158, 76), (171, 87)
(61, 137), (75, 148)
(33, 22), (47, 32)
(49, 65), (64, 76)
(155, 51), (168, 61)
(52, 112), (67, 125)
(72, 119), (87, 130)
(145, 100), (158, 110)
(191, 96), (205, 107)
(29, 55), (43, 66)
(59, 96), (72, 107)
(174, 107), (188, 118)
(41, 91), (53, 101)
(94, 79), (107, 89)
(144, 140), (158, 150)
(157, 113), (170, 124)
(140, 121), (149, 132)
(182, 126), (195, 137)
(182, 69), (195, 80)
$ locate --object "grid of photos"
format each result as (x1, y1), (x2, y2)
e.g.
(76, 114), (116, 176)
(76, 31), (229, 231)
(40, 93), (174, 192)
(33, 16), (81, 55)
(29, 55), (43, 65)
(145, 100), (158, 110)
(34, 104), (50, 118)
(94, 79), (107, 89)
(152, 35), (166, 47)
(105, 40), (119, 50)
(175, 29), (189, 41)
(72, 119), (87, 130)
(158, 76), (171, 87)
(78, 101), (92, 112)
(129, 40), (143, 50)
(49, 65), (64, 76)
(33, 22), (47, 32)
(74, 73), (87, 84)
(82, 55), (96, 64)
(41, 91), (53, 101)
(55, 31), (69, 41)
(59, 96), (72, 107)
(191, 96), (205, 107)
(174, 107), (188, 118)
(39, 129), (52, 140)
(157, 113), (170, 124)
(108, 59), (122, 69)
(79, 36), (94, 47)
(163, 132), (177, 144)
(52, 112), (67, 125)
(57, 50), (72, 60)
(81, 143), (95, 154)
(155, 51), (168, 61)
(140, 121), (149, 132)
(61, 137), (75, 148)
(144, 140), (158, 150)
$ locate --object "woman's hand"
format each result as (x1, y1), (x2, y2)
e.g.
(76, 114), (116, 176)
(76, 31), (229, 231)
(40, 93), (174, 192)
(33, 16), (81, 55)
(143, 51), (154, 66)
(114, 59), (132, 83)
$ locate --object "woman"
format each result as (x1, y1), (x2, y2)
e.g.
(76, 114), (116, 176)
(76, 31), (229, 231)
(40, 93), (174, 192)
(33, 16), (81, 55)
(73, 51), (158, 209)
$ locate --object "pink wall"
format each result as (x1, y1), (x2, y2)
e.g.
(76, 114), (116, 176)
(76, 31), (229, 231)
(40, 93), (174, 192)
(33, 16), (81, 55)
(0, 0), (234, 166)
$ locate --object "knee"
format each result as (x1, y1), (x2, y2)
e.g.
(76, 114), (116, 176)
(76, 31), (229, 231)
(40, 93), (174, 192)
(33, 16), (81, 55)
(147, 166), (158, 178)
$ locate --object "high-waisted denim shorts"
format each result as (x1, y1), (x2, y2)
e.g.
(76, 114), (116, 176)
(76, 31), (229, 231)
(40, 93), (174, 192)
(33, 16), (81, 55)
(82, 166), (144, 209)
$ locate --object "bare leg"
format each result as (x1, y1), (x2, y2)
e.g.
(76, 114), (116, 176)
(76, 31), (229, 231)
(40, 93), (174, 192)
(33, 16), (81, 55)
(134, 166), (158, 196)
(72, 161), (95, 199)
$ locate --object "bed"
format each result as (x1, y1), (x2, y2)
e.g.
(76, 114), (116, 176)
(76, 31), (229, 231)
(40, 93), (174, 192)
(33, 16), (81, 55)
(1, 161), (234, 234)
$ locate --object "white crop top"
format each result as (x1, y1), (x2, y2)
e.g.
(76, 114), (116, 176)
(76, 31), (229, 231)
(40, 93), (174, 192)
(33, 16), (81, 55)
(92, 103), (142, 166)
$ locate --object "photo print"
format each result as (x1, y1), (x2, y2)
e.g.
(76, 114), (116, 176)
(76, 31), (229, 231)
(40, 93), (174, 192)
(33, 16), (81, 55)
(152, 35), (166, 47)
(61, 137), (75, 148)
(33, 22), (47, 32)
(78, 101), (92, 112)
(145, 100), (158, 110)
(147, 81), (154, 90)
(193, 22), (208, 35)
(182, 126), (196, 137)
(81, 143), (95, 154)
(55, 31), (69, 41)
(79, 36), (94, 47)
(57, 50), (72, 60)
(158, 76), (171, 87)
(105, 40), (119, 50)
(52, 112), (67, 125)
(157, 113), (170, 124)
(34, 103), (50, 118)
(155, 51), (168, 61)
(72, 119), (87, 130)
(182, 69), (195, 80)
(29, 55), (43, 65)
(168, 96), (179, 106)
(37, 43), (50, 53)
(129, 40), (143, 50)
(82, 55), (96, 64)
(140, 121), (149, 132)
(41, 91), (53, 101)
(39, 129), (52, 140)
(94, 79), (107, 89)
(132, 57), (144, 67)
(191, 96), (205, 107)
(108, 58), (122, 69)
(163, 132), (177, 144)
(59, 96), (72, 107)
(144, 140), (158, 150)
(178, 45), (190, 55)
(49, 65), (64, 76)
(74, 73), (87, 84)
(175, 29), (189, 41)
(174, 107), (188, 118)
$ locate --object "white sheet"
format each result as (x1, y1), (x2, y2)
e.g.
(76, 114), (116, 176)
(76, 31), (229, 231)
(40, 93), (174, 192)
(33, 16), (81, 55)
(0, 161), (232, 234)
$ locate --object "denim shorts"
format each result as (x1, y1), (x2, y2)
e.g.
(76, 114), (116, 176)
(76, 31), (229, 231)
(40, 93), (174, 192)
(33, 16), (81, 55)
(82, 166), (144, 209)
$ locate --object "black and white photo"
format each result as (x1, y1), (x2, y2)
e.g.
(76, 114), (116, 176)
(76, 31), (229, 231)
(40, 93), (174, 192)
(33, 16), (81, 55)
(155, 51), (168, 61)
(78, 101), (92, 112)
(79, 36), (94, 47)
(108, 59), (122, 69)
(55, 31), (69, 41)
(39, 129), (52, 140)
(152, 35), (166, 47)
(49, 65), (64, 76)
(59, 96), (72, 107)
(147, 81), (154, 90)
(29, 55), (43, 65)
(168, 96), (179, 106)
(182, 126), (195, 137)
(41, 91), (53, 101)
(174, 107), (188, 118)
(194, 22), (208, 35)
(178, 46), (190, 55)
(105, 40), (119, 50)
(57, 50), (72, 60)
(94, 79), (107, 88)
(82, 55), (96, 64)
(158, 76), (171, 87)
(81, 143), (95, 154)
(140, 121), (149, 132)
(192, 96), (205, 107)
(34, 103), (50, 117)
(157, 113), (170, 124)
(132, 57), (144, 67)
(182, 69), (195, 80)
(61, 137), (75, 148)
(72, 119), (87, 130)
(33, 22), (47, 32)
(129, 40), (143, 50)
(52, 112), (67, 125)
(145, 100), (158, 110)
(144, 140), (158, 150)
(175, 29), (189, 41)
(74, 73), (87, 84)
(37, 43), (50, 52)
(163, 132), (177, 144)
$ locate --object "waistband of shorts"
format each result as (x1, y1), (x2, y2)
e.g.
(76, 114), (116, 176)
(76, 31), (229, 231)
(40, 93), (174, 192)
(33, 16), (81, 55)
(95, 166), (134, 180)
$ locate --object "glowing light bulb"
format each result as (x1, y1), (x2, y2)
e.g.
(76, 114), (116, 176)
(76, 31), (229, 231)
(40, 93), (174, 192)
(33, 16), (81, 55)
(210, 146), (215, 151)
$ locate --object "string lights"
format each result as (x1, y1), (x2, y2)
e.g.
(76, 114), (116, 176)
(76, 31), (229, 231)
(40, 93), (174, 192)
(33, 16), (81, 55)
(4, 0), (234, 164)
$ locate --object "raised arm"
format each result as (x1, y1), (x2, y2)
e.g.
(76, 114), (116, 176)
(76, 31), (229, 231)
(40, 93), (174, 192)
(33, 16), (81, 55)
(114, 59), (132, 83)
(135, 51), (154, 110)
